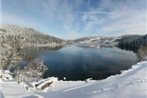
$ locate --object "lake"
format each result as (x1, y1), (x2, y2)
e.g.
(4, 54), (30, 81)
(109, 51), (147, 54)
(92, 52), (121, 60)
(20, 45), (138, 80)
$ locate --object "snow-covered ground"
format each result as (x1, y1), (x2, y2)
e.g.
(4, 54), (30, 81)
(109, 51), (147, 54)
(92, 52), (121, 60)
(0, 61), (147, 98)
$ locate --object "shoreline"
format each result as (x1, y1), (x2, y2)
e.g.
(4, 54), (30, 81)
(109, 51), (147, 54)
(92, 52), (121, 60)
(0, 60), (147, 98)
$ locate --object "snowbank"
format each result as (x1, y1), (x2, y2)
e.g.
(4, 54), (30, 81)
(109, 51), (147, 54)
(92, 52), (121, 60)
(0, 70), (13, 82)
(0, 61), (147, 98)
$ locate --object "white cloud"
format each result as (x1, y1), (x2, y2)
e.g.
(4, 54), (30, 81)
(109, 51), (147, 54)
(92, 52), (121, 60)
(79, 0), (147, 35)
(101, 15), (147, 35)
(40, 0), (80, 34)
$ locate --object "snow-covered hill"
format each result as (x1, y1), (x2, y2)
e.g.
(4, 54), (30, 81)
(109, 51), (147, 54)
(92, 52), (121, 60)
(72, 36), (119, 48)
(0, 24), (64, 48)
(0, 61), (147, 98)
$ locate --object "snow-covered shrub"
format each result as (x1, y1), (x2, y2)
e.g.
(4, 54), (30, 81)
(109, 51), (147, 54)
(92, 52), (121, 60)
(0, 70), (13, 82)
(137, 46), (147, 61)
(17, 58), (48, 82)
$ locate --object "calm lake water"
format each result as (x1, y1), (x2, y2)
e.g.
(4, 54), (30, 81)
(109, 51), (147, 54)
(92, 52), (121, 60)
(20, 45), (138, 80)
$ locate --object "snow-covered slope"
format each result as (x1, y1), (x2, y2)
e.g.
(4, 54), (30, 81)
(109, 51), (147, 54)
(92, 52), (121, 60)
(0, 61), (147, 98)
(0, 24), (64, 48)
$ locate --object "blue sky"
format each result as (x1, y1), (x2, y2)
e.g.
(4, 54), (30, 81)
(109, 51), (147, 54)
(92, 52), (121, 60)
(1, 0), (147, 39)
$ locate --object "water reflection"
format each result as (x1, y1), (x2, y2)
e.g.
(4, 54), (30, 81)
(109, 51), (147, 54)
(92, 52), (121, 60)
(20, 46), (138, 80)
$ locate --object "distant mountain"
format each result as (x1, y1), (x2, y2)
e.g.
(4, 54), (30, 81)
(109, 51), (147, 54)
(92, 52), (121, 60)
(0, 25), (64, 48)
(71, 36), (119, 48)
(69, 34), (147, 50)
(73, 36), (98, 43)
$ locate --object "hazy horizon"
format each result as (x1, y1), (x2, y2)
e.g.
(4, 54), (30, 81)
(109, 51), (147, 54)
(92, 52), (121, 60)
(1, 0), (147, 39)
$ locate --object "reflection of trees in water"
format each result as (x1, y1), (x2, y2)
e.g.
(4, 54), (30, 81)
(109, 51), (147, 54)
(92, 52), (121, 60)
(20, 46), (63, 61)
(117, 34), (147, 61)
(118, 45), (147, 61)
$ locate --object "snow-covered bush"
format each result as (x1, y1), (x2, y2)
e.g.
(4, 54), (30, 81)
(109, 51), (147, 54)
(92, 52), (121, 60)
(137, 46), (147, 61)
(17, 58), (48, 82)
(0, 70), (13, 82)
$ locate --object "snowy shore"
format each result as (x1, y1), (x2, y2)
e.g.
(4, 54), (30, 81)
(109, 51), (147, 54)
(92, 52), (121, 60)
(0, 61), (147, 98)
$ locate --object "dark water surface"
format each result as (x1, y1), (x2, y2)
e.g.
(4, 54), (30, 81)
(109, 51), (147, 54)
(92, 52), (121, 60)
(20, 45), (138, 80)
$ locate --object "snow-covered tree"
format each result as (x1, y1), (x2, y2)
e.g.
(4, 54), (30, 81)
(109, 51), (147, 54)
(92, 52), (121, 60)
(0, 33), (23, 73)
